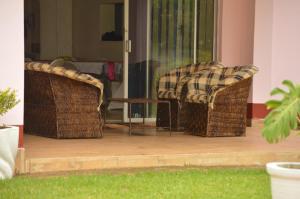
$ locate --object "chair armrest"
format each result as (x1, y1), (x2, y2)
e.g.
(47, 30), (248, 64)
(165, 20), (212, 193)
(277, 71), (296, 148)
(157, 73), (179, 93)
(25, 62), (104, 106)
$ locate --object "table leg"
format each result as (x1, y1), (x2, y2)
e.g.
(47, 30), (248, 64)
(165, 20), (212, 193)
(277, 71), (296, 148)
(177, 100), (180, 131)
(129, 102), (132, 136)
(168, 102), (172, 136)
(99, 106), (105, 138)
(155, 102), (158, 135)
(143, 103), (146, 125)
(104, 106), (107, 125)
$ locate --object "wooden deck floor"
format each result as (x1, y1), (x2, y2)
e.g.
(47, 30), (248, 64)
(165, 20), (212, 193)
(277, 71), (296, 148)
(20, 120), (300, 174)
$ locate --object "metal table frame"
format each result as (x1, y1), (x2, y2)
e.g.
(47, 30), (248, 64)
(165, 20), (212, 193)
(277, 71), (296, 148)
(107, 98), (172, 136)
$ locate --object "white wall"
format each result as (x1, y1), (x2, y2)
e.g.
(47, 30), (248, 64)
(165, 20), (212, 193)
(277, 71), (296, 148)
(40, 0), (72, 60)
(40, 0), (57, 59)
(57, 0), (73, 57)
(73, 0), (123, 61)
(0, 0), (24, 125)
(253, 0), (300, 103)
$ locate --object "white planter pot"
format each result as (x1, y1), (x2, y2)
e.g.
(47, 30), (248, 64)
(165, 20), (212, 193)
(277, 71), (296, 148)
(0, 126), (19, 179)
(267, 162), (300, 199)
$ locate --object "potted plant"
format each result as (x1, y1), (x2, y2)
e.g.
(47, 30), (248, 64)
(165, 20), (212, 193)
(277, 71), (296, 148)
(0, 88), (20, 180)
(262, 80), (300, 199)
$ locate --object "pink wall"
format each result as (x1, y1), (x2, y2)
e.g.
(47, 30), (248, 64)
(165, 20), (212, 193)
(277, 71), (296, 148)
(219, 0), (255, 102)
(253, 0), (300, 103)
(219, 0), (255, 66)
(271, 0), (300, 87)
(252, 0), (273, 103)
(221, 0), (300, 104)
(0, 0), (24, 125)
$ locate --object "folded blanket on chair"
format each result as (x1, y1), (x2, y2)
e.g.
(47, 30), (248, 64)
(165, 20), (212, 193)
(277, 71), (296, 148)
(157, 62), (224, 100)
(185, 65), (258, 108)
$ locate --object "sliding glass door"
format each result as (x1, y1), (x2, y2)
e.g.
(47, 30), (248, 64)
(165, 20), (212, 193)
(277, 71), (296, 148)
(196, 0), (215, 62)
(123, 0), (216, 121)
(123, 0), (149, 122)
(149, 0), (196, 117)
(151, 0), (195, 72)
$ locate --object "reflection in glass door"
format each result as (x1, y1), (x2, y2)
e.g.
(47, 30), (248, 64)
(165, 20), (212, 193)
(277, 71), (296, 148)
(196, 0), (215, 62)
(128, 0), (149, 119)
(124, 0), (216, 121)
(149, 0), (196, 117)
(149, 0), (215, 117)
(123, 0), (149, 122)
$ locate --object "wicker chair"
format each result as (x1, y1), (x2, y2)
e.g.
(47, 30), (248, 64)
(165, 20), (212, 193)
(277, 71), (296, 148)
(184, 66), (258, 137)
(24, 62), (104, 138)
(156, 62), (223, 131)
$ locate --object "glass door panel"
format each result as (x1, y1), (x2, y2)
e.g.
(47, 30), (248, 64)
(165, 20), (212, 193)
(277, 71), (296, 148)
(124, 0), (215, 120)
(126, 0), (149, 119)
(149, 0), (196, 117)
(197, 0), (215, 62)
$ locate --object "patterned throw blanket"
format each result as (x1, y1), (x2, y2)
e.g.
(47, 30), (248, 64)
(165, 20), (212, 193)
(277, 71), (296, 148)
(157, 62), (224, 100)
(25, 62), (104, 108)
(185, 65), (258, 108)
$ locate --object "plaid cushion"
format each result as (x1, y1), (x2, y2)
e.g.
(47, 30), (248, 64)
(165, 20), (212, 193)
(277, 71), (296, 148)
(157, 90), (177, 99)
(175, 63), (224, 98)
(25, 62), (104, 107)
(186, 65), (258, 108)
(157, 62), (224, 99)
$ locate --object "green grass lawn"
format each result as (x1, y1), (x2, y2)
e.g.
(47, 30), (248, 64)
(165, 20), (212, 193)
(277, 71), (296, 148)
(0, 168), (271, 199)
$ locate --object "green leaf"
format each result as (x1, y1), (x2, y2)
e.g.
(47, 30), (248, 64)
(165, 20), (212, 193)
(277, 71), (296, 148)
(270, 88), (288, 97)
(265, 100), (281, 109)
(282, 80), (295, 92)
(0, 88), (20, 117)
(263, 81), (300, 143)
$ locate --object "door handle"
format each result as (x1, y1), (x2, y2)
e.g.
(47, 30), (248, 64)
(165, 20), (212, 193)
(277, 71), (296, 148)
(126, 40), (132, 53)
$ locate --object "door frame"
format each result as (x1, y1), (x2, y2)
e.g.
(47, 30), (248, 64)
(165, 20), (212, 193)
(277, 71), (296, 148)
(123, 0), (155, 123)
(122, 0), (219, 122)
(123, 0), (129, 122)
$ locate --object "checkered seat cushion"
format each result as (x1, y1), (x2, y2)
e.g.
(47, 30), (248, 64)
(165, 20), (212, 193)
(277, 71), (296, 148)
(157, 62), (224, 99)
(185, 65), (258, 108)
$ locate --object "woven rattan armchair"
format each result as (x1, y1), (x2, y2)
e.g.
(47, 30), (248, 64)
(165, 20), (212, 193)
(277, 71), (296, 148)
(24, 62), (104, 138)
(184, 65), (258, 137)
(156, 62), (223, 131)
